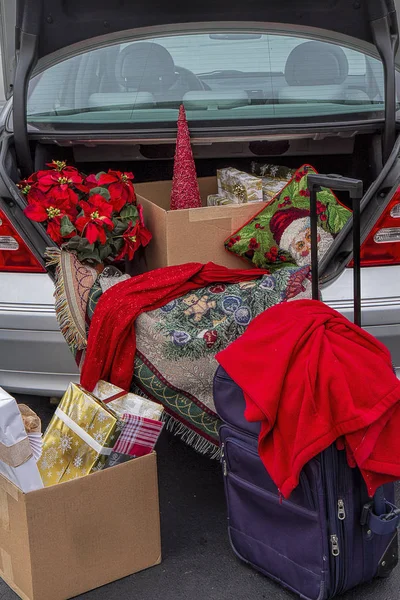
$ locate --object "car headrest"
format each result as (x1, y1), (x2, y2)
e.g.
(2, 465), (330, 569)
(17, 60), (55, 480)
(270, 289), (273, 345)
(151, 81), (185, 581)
(285, 41), (349, 86)
(115, 42), (176, 91)
(183, 91), (250, 110)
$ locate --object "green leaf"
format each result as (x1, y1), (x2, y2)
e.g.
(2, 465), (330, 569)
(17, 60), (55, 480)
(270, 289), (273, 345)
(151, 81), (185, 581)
(326, 203), (351, 234)
(120, 204), (138, 220)
(78, 238), (92, 251)
(98, 243), (112, 261)
(292, 196), (311, 210)
(77, 247), (102, 263)
(64, 235), (81, 250)
(111, 237), (124, 253)
(317, 189), (336, 206)
(112, 219), (129, 236)
(277, 182), (295, 202)
(60, 216), (75, 237)
(89, 186), (110, 201)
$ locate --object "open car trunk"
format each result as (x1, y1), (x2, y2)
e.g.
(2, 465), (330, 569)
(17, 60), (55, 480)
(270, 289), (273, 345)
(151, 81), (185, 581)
(0, 126), (392, 282)
(2, 119), (400, 278)
(17, 131), (385, 200)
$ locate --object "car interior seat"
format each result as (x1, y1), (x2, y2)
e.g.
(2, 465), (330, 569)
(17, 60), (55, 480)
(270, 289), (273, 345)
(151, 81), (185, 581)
(279, 41), (370, 104)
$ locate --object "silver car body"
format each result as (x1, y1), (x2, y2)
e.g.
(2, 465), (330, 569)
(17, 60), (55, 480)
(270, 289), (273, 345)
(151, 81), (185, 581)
(1, 3), (400, 395)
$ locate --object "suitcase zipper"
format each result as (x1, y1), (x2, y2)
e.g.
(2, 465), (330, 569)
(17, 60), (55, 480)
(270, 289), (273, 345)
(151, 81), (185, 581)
(321, 447), (344, 596)
(337, 499), (346, 521)
(330, 534), (340, 557)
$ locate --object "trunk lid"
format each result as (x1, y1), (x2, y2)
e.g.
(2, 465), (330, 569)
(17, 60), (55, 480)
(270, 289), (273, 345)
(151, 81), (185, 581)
(1, 0), (399, 175)
(3, 0), (397, 64)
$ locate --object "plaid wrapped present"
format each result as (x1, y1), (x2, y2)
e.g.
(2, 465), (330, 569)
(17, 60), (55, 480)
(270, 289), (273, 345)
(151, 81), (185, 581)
(113, 414), (164, 457)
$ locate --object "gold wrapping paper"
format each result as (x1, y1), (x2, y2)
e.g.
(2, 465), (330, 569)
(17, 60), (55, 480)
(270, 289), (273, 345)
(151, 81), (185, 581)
(38, 383), (121, 486)
(217, 168), (263, 203)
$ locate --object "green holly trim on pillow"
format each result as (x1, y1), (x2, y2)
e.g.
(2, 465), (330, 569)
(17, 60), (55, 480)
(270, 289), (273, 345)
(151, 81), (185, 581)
(224, 164), (351, 270)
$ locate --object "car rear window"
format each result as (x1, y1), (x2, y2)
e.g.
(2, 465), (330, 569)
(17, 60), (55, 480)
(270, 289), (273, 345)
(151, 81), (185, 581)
(26, 30), (390, 127)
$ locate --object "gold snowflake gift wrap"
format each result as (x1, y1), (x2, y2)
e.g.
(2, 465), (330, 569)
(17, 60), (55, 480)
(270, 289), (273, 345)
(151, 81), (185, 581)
(38, 383), (121, 487)
(217, 168), (263, 204)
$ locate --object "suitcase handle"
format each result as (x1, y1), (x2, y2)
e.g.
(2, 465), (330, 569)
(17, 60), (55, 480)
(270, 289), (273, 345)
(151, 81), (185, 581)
(308, 175), (400, 530)
(307, 174), (363, 326)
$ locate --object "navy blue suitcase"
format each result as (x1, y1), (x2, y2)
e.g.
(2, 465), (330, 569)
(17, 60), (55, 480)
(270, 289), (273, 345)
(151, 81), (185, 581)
(213, 174), (400, 599)
(214, 366), (398, 599)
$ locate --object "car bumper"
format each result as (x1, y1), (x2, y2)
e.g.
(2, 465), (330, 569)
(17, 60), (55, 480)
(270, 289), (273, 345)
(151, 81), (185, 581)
(322, 265), (400, 374)
(0, 272), (79, 396)
(1, 266), (400, 396)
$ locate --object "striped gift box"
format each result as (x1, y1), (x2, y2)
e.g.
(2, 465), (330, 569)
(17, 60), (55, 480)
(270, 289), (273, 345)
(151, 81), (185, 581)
(113, 413), (164, 457)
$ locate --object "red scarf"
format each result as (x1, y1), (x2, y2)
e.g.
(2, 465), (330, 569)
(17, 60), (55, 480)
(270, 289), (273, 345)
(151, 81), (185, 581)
(217, 299), (400, 498)
(81, 262), (268, 392)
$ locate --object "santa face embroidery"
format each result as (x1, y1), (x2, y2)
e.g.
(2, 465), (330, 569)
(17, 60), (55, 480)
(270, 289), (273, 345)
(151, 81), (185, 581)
(270, 207), (334, 267)
(285, 219), (333, 266)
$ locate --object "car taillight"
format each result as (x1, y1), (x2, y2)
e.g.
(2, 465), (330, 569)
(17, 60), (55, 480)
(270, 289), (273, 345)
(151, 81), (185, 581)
(0, 210), (45, 272)
(358, 188), (400, 267)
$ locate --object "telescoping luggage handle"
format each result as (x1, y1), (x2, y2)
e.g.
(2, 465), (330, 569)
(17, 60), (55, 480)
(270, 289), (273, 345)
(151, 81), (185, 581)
(307, 174), (363, 326)
(308, 174), (400, 535)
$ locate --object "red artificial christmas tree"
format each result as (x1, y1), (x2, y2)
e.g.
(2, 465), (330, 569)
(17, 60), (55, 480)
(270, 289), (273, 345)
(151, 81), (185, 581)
(170, 104), (202, 210)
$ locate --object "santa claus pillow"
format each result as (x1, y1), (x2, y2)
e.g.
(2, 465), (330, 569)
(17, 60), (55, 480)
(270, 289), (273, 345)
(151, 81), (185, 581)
(224, 164), (351, 269)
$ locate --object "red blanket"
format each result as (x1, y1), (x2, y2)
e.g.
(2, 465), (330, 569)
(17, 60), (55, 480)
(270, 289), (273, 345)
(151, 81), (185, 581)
(81, 262), (268, 392)
(216, 299), (400, 498)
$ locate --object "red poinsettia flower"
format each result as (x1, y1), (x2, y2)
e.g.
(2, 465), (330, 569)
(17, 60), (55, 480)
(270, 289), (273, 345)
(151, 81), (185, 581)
(23, 197), (76, 244)
(299, 189), (310, 197)
(75, 195), (114, 244)
(36, 162), (84, 207)
(115, 221), (152, 261)
(97, 170), (136, 209)
(17, 172), (39, 195)
(82, 174), (101, 193)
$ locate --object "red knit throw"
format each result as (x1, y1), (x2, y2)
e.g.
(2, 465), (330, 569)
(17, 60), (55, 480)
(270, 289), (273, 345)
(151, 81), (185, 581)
(170, 104), (202, 210)
(217, 299), (400, 498)
(80, 262), (268, 392)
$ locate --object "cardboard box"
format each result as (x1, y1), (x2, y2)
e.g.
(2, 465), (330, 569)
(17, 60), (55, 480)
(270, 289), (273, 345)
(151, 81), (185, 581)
(135, 177), (264, 270)
(0, 453), (161, 600)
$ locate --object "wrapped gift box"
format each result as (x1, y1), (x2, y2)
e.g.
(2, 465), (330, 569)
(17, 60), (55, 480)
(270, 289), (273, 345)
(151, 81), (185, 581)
(217, 168), (263, 203)
(262, 177), (292, 202)
(93, 380), (164, 421)
(217, 167), (240, 196)
(207, 193), (235, 206)
(251, 161), (295, 180)
(0, 388), (43, 493)
(38, 383), (121, 486)
(113, 413), (164, 457)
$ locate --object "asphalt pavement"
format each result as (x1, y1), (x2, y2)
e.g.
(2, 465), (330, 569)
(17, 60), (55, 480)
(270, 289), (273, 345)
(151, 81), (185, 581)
(0, 395), (398, 600)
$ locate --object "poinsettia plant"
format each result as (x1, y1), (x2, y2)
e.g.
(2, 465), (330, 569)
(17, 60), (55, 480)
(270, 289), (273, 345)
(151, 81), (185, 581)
(18, 161), (152, 265)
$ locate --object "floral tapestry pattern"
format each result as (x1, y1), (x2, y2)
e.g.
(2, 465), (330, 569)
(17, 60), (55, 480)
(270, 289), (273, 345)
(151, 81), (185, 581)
(85, 266), (312, 453)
